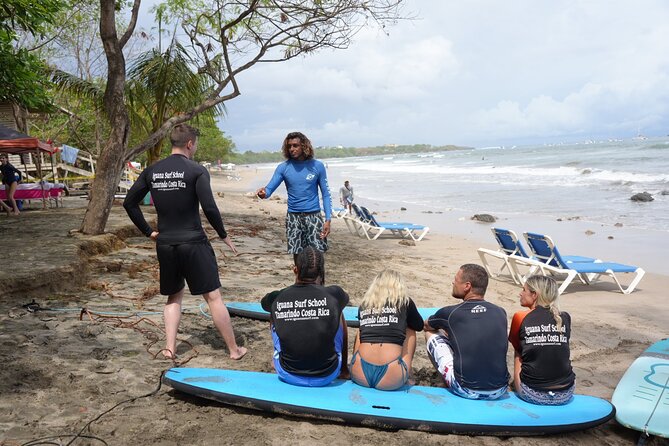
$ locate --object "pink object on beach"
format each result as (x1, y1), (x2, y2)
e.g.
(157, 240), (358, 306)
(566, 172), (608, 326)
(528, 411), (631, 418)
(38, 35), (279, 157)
(0, 183), (64, 202)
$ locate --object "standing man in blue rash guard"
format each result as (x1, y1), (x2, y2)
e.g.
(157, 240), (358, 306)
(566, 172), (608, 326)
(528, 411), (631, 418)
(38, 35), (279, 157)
(123, 124), (247, 361)
(256, 132), (332, 264)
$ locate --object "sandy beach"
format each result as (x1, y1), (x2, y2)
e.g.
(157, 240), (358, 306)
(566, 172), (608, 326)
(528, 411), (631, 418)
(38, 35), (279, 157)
(1, 166), (668, 445)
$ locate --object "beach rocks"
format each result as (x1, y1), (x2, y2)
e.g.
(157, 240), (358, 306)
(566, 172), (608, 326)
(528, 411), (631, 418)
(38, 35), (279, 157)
(400, 207), (407, 211)
(471, 213), (496, 223)
(661, 190), (669, 195)
(399, 239), (415, 246)
(630, 192), (654, 202)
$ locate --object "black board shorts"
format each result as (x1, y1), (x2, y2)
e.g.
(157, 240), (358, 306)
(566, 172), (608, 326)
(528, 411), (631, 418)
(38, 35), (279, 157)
(156, 240), (221, 296)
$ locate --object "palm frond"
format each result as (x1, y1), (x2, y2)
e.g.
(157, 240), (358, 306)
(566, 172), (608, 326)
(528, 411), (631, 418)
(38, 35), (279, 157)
(49, 68), (104, 105)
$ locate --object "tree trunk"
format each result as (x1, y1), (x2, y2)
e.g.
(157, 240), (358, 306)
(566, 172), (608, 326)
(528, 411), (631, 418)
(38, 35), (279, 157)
(79, 0), (132, 235)
(79, 123), (128, 234)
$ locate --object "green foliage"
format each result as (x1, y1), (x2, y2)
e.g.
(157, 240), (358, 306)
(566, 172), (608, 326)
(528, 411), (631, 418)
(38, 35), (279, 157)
(31, 87), (108, 154)
(228, 144), (468, 165)
(0, 0), (67, 110)
(0, 0), (66, 37)
(0, 37), (53, 110)
(192, 118), (235, 163)
(126, 41), (225, 164)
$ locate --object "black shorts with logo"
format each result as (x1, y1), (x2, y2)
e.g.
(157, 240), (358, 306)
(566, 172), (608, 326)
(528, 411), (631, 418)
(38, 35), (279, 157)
(156, 240), (221, 296)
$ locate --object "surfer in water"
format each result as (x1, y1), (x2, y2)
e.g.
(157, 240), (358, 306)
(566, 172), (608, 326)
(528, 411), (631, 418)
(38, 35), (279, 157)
(123, 124), (247, 361)
(508, 275), (575, 405)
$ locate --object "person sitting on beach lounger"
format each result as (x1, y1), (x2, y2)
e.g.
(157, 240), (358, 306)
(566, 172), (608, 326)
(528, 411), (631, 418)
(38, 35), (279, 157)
(509, 275), (575, 405)
(424, 263), (509, 400)
(350, 269), (423, 391)
(261, 247), (349, 386)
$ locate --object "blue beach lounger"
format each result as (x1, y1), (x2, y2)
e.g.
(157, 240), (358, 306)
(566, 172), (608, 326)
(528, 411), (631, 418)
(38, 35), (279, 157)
(347, 204), (430, 242)
(332, 207), (349, 218)
(341, 204), (369, 237)
(508, 232), (645, 295)
(478, 228), (598, 285)
(478, 228), (531, 284)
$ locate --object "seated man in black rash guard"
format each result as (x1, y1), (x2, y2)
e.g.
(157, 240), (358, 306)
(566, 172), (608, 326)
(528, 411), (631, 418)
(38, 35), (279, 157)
(123, 123), (246, 361)
(261, 247), (349, 386)
(424, 264), (509, 400)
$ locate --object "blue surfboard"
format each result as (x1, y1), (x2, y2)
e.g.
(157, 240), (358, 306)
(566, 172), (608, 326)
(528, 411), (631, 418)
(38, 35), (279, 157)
(612, 338), (669, 438)
(164, 367), (614, 435)
(225, 302), (439, 328)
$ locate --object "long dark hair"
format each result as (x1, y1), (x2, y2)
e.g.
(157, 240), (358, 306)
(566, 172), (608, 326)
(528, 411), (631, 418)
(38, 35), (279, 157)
(281, 131), (314, 160)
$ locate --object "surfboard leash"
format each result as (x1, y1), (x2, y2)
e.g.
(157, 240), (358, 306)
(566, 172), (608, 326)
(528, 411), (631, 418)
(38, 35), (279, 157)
(78, 308), (199, 366)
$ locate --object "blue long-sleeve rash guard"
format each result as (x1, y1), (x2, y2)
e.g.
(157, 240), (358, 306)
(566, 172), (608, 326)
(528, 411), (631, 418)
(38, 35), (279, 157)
(264, 159), (332, 220)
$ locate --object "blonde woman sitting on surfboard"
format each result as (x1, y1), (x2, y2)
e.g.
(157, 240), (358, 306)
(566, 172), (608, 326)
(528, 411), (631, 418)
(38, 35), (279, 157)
(350, 269), (423, 391)
(509, 275), (576, 405)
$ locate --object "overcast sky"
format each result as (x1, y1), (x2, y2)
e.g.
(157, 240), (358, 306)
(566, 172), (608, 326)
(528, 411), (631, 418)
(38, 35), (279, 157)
(138, 1), (669, 151)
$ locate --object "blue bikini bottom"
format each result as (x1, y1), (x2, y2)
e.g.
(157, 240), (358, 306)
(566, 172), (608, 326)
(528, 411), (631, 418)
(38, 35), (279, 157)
(350, 351), (408, 389)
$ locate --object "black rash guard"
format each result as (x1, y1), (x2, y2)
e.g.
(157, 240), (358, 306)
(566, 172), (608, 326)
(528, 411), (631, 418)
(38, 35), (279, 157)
(123, 154), (228, 244)
(428, 300), (510, 390)
(358, 298), (424, 346)
(509, 306), (575, 390)
(261, 284), (349, 377)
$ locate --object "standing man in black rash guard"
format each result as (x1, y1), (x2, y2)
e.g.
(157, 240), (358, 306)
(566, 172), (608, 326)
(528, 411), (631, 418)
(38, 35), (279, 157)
(123, 124), (247, 361)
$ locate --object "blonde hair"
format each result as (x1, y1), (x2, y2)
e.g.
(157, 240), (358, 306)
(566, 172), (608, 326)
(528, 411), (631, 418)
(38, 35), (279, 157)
(360, 269), (409, 312)
(525, 275), (562, 330)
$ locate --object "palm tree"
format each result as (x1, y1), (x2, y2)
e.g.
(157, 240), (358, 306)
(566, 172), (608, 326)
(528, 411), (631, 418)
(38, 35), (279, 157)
(126, 40), (224, 165)
(50, 39), (224, 165)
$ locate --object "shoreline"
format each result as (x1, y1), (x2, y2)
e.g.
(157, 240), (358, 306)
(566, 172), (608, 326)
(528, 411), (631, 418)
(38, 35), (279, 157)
(226, 164), (669, 275)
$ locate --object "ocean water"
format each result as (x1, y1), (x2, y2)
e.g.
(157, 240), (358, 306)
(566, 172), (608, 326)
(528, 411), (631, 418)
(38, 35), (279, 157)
(252, 138), (669, 274)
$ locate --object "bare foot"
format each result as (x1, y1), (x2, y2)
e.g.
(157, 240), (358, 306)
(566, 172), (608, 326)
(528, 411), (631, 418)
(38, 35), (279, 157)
(161, 348), (176, 360)
(230, 346), (247, 360)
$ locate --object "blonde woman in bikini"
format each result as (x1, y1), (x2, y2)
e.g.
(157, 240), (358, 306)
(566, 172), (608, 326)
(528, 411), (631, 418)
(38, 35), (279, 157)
(350, 269), (423, 391)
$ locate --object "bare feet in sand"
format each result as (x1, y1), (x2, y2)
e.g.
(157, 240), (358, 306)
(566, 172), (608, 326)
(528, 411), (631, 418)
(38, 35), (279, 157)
(161, 349), (176, 360)
(230, 346), (247, 360)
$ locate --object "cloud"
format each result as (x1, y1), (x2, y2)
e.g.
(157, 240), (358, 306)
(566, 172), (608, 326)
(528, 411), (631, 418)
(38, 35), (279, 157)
(212, 1), (669, 150)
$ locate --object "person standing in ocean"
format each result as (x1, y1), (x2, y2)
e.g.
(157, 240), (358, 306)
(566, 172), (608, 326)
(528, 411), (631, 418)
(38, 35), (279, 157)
(123, 124), (247, 361)
(256, 131), (332, 264)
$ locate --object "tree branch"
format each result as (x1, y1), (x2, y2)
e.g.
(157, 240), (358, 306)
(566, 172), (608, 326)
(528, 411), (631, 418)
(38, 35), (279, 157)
(119, 0), (141, 48)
